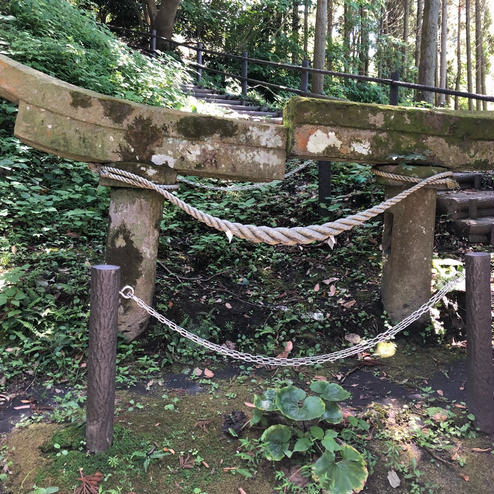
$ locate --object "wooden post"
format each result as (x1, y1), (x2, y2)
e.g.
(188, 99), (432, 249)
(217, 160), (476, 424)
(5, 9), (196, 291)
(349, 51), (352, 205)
(300, 59), (310, 95)
(465, 252), (494, 434)
(197, 42), (203, 85)
(241, 51), (248, 97)
(389, 71), (400, 105)
(151, 29), (157, 56)
(86, 265), (120, 454)
(318, 160), (332, 216)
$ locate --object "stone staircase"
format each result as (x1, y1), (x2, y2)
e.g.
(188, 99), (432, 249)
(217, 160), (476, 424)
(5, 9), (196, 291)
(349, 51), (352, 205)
(182, 84), (282, 121)
(437, 173), (494, 244)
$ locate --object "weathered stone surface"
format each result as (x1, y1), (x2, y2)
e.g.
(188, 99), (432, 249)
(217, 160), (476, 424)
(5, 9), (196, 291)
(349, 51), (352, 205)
(105, 188), (164, 340)
(284, 97), (494, 170)
(379, 165), (446, 325)
(0, 55), (286, 181)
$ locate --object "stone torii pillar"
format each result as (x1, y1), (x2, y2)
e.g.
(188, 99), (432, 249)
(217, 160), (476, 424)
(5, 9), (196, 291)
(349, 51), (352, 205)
(0, 54), (287, 340)
(284, 97), (493, 325)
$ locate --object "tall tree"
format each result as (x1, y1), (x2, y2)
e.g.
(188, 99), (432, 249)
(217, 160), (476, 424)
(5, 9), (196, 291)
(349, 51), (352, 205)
(474, 0), (483, 109)
(466, 0), (473, 109)
(359, 6), (370, 75)
(303, 0), (310, 55)
(292, 0), (300, 63)
(312, 0), (328, 93)
(415, 0), (424, 70)
(454, 0), (462, 109)
(403, 0), (410, 77)
(144, 0), (182, 49)
(438, 0), (448, 105)
(327, 0), (334, 70)
(417, 0), (440, 103)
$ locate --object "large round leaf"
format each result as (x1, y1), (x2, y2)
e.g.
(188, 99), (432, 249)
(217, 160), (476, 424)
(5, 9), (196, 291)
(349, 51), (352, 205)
(312, 445), (368, 494)
(260, 425), (292, 461)
(253, 388), (277, 411)
(310, 381), (351, 402)
(275, 386), (325, 421)
(321, 401), (344, 424)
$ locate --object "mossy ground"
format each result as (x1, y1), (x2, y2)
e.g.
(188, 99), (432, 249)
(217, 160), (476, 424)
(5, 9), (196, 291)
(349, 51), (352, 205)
(2, 345), (493, 494)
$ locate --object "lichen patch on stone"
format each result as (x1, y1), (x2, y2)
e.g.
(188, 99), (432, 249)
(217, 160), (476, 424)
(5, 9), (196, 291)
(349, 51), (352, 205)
(151, 154), (175, 167)
(307, 129), (342, 153)
(351, 140), (371, 155)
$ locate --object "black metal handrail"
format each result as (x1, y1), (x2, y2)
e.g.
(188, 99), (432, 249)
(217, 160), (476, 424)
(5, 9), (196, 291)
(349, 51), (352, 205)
(106, 23), (494, 104)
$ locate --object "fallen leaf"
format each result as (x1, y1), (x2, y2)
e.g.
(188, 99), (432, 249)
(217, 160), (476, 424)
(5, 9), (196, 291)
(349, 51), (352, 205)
(460, 474), (470, 482)
(323, 277), (339, 284)
(13, 405), (31, 410)
(313, 375), (328, 381)
(313, 283), (320, 292)
(168, 301), (173, 308)
(327, 236), (336, 249)
(387, 470), (400, 488)
(223, 467), (238, 472)
(437, 389), (444, 396)
(225, 302), (232, 309)
(163, 447), (175, 454)
(202, 461), (210, 468)
(328, 285), (337, 296)
(344, 333), (361, 344)
(276, 341), (294, 359)
(471, 447), (492, 453)
(343, 299), (357, 309)
(238, 488), (247, 494)
(204, 368), (214, 378)
(432, 412), (448, 423)
(193, 367), (203, 376)
(74, 469), (104, 494)
(243, 402), (256, 408)
(154, 422), (160, 427)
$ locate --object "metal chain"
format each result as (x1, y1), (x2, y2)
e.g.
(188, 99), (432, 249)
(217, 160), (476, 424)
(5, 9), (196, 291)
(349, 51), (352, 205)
(119, 276), (462, 367)
(176, 160), (313, 192)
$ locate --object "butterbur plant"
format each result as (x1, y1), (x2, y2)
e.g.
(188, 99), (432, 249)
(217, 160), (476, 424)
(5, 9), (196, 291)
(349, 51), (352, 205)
(249, 381), (368, 494)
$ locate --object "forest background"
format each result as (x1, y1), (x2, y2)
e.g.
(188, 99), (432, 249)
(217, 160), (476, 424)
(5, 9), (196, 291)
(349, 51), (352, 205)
(89, 0), (493, 110)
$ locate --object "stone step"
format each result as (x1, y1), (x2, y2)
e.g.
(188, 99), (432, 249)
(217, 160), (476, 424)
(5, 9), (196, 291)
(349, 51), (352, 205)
(451, 217), (494, 244)
(453, 172), (483, 189)
(436, 190), (494, 219)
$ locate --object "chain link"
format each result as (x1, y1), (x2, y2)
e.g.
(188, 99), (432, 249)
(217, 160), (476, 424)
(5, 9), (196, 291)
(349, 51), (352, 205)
(119, 276), (462, 367)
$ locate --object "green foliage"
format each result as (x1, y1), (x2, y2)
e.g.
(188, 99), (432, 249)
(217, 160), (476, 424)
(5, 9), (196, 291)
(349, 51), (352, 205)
(249, 381), (368, 494)
(0, 0), (189, 108)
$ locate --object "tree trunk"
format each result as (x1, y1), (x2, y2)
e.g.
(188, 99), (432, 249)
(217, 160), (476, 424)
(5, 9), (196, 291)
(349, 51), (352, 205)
(466, 0), (473, 109)
(417, 0), (440, 103)
(454, 0), (462, 110)
(359, 7), (369, 75)
(292, 0), (300, 63)
(403, 0), (410, 77)
(438, 0), (448, 105)
(327, 0), (334, 70)
(415, 0), (424, 71)
(474, 0), (482, 109)
(312, 0), (328, 93)
(303, 0), (309, 55)
(153, 0), (182, 50)
(343, 2), (351, 72)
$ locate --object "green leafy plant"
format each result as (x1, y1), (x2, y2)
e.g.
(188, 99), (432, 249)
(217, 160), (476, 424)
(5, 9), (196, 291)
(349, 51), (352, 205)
(249, 381), (368, 494)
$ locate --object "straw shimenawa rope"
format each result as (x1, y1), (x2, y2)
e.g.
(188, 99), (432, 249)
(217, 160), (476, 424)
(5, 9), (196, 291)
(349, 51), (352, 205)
(99, 166), (454, 246)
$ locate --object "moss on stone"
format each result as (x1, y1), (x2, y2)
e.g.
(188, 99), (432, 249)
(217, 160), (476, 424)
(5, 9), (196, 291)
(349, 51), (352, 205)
(69, 90), (92, 109)
(176, 115), (238, 139)
(101, 98), (134, 124)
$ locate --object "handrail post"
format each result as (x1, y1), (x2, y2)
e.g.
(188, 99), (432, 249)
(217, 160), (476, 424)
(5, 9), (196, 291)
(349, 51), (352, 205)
(150, 28), (157, 56)
(300, 59), (310, 95)
(389, 70), (400, 105)
(241, 50), (248, 97)
(197, 42), (203, 85)
(318, 160), (332, 217)
(86, 265), (120, 453)
(465, 252), (494, 434)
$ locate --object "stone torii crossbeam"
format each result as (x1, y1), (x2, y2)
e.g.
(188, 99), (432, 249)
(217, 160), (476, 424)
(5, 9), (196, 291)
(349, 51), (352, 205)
(1, 54), (493, 339)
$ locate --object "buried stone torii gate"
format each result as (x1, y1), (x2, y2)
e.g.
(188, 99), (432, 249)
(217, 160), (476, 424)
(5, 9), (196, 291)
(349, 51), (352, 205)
(1, 54), (493, 340)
